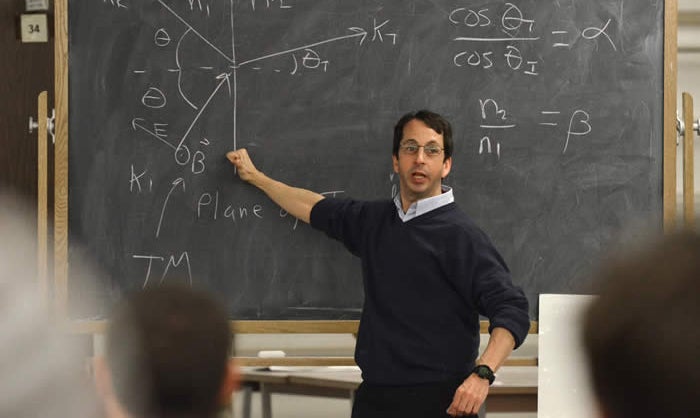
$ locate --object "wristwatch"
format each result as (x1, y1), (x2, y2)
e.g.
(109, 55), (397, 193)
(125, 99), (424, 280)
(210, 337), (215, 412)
(471, 364), (495, 385)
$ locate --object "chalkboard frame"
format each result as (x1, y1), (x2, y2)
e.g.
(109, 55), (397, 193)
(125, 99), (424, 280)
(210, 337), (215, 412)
(53, 0), (679, 332)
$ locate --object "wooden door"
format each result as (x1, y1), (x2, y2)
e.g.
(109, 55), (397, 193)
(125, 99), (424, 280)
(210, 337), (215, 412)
(0, 0), (54, 205)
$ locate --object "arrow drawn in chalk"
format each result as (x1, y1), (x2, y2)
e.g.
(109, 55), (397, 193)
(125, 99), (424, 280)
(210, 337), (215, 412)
(217, 72), (233, 97)
(132, 118), (177, 150)
(156, 178), (185, 238)
(176, 73), (232, 151)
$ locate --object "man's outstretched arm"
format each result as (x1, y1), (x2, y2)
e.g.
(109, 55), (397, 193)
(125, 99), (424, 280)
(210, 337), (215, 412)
(226, 149), (324, 224)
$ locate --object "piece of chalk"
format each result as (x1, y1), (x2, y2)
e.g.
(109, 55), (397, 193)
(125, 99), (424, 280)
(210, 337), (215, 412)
(257, 350), (286, 358)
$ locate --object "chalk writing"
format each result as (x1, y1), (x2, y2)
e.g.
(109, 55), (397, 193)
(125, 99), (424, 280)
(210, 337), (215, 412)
(450, 3), (618, 76)
(129, 165), (153, 193)
(154, 28), (170, 46)
(582, 19), (616, 51)
(476, 99), (592, 156)
(60, 0), (668, 325)
(128, 0), (602, 243)
(103, 0), (128, 9)
(197, 191), (264, 223)
(187, 0), (211, 15)
(251, 0), (292, 11)
(132, 118), (175, 149)
(563, 110), (592, 154)
(141, 87), (167, 108)
(133, 251), (193, 288)
(290, 49), (329, 75)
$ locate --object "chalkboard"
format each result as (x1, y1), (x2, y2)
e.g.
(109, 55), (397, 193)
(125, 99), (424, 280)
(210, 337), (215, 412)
(66, 0), (667, 320)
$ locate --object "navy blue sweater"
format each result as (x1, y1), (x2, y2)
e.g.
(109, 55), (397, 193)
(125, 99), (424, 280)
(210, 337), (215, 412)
(310, 198), (529, 385)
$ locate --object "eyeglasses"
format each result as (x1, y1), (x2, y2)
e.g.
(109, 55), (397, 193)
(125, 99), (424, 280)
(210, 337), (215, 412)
(399, 142), (444, 157)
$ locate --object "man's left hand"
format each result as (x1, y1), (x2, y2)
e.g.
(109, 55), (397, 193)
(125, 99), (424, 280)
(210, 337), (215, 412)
(446, 374), (489, 417)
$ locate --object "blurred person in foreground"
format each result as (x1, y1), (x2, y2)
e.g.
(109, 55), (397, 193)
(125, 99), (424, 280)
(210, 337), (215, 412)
(94, 284), (239, 418)
(0, 193), (97, 418)
(582, 230), (700, 418)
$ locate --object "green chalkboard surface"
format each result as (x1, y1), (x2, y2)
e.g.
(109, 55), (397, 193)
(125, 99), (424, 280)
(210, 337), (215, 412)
(67, 0), (665, 319)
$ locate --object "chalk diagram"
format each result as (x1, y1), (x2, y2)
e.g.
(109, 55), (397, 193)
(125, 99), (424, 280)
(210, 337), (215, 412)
(123, 0), (621, 290)
(131, 0), (396, 169)
(127, 0), (397, 288)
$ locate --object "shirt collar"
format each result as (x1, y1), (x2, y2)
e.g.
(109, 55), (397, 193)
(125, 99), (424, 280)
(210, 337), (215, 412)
(394, 186), (454, 222)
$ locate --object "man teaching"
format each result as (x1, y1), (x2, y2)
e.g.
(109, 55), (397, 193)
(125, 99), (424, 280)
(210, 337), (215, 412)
(227, 109), (529, 418)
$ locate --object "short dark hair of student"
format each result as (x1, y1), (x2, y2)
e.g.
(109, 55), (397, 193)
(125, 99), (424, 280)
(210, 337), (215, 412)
(582, 231), (700, 418)
(392, 110), (453, 160)
(106, 284), (232, 418)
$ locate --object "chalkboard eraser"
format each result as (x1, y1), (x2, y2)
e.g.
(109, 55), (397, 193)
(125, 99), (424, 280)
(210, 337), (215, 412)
(257, 350), (286, 358)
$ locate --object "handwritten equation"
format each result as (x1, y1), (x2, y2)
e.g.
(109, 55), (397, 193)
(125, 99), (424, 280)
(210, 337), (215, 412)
(477, 99), (591, 159)
(450, 3), (617, 76)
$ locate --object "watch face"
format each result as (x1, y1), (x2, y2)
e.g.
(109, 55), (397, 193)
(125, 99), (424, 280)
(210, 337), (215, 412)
(473, 365), (494, 384)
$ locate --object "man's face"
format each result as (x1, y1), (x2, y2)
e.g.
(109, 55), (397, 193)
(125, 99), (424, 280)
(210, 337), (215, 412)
(392, 119), (452, 209)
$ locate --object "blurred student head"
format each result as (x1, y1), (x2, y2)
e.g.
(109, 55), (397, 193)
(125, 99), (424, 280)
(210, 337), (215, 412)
(96, 284), (238, 418)
(0, 193), (97, 418)
(582, 230), (700, 418)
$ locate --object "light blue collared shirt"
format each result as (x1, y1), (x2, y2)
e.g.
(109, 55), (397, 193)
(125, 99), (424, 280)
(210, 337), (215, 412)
(393, 186), (454, 222)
